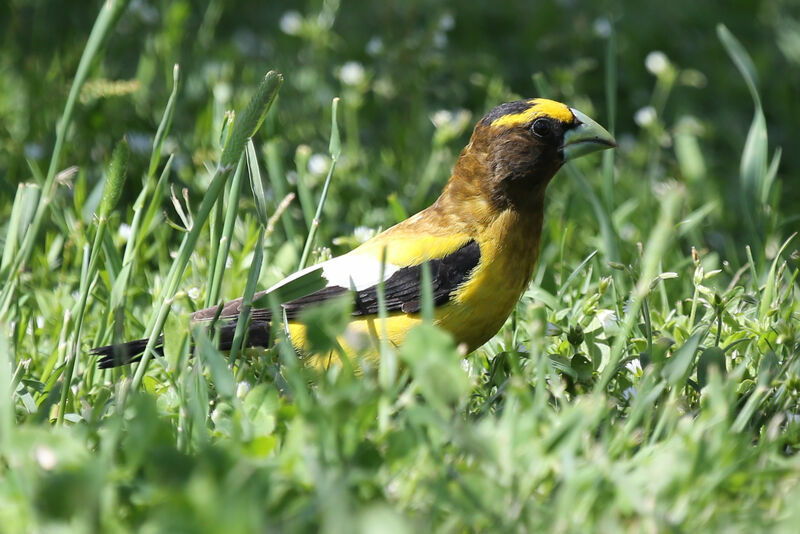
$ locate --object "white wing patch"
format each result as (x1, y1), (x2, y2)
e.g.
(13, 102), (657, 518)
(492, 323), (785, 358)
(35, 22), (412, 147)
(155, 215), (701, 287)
(262, 252), (401, 295)
(321, 253), (402, 290)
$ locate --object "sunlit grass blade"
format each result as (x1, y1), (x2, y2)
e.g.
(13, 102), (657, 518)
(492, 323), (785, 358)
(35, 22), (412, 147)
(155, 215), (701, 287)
(148, 64), (180, 179)
(205, 157), (246, 308)
(228, 227), (265, 365)
(246, 139), (269, 226)
(602, 20), (617, 212)
(376, 245), (396, 391)
(0, 322), (12, 456)
(1, 184), (37, 273)
(758, 232), (796, 321)
(557, 249), (598, 298)
(294, 145), (315, 232)
(298, 97), (341, 270)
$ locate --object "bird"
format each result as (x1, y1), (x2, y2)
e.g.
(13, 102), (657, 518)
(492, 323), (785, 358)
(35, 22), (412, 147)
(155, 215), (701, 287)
(92, 98), (616, 369)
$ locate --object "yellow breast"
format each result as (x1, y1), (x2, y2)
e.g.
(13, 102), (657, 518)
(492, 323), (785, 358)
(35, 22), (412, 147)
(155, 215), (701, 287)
(436, 209), (541, 349)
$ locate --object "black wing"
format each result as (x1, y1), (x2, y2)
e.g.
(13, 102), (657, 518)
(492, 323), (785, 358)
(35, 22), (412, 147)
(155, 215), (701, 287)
(251, 239), (481, 321)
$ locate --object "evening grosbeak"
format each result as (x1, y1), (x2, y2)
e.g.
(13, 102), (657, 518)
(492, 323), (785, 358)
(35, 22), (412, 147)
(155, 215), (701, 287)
(93, 98), (616, 368)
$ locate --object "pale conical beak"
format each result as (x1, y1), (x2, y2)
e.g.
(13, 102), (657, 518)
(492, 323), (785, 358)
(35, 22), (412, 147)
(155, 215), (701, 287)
(562, 108), (617, 160)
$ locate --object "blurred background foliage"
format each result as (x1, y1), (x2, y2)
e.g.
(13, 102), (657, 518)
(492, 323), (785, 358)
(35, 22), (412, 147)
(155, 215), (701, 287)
(1, 0), (798, 244)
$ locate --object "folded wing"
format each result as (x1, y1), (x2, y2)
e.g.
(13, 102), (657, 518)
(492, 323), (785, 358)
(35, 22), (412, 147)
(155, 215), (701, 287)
(192, 239), (481, 323)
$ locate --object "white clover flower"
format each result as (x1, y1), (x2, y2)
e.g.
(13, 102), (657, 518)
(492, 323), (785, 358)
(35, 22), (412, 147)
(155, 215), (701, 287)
(279, 11), (302, 35)
(439, 13), (455, 31)
(373, 77), (396, 98)
(645, 51), (670, 76)
(625, 358), (643, 375)
(213, 82), (232, 103)
(676, 115), (703, 134)
(596, 309), (617, 329)
(119, 222), (132, 241)
(366, 37), (383, 56)
(308, 154), (329, 175)
(126, 132), (151, 154)
(236, 381), (251, 399)
(593, 17), (611, 38)
(339, 61), (365, 86)
(353, 226), (377, 243)
(431, 109), (454, 128)
(188, 287), (201, 300)
(634, 106), (657, 127)
(24, 143), (44, 159)
(35, 445), (57, 470)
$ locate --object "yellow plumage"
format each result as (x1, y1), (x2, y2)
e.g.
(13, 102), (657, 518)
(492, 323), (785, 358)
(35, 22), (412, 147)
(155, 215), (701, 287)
(287, 209), (541, 366)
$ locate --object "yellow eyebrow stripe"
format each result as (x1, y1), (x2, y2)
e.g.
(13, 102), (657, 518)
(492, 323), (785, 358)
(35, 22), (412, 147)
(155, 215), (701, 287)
(490, 98), (575, 128)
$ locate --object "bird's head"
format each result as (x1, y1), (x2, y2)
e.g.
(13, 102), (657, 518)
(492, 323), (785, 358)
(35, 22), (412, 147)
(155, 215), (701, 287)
(448, 98), (616, 212)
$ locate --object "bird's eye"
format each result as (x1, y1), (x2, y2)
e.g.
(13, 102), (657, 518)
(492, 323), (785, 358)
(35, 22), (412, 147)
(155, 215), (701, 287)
(532, 118), (552, 137)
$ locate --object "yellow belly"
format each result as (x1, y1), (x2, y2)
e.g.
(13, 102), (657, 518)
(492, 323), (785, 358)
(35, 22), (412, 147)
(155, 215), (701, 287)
(444, 211), (541, 349)
(286, 313), (423, 368)
(284, 263), (528, 368)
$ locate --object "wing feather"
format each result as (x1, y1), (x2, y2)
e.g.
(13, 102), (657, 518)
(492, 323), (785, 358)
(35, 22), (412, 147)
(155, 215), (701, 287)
(191, 237), (481, 324)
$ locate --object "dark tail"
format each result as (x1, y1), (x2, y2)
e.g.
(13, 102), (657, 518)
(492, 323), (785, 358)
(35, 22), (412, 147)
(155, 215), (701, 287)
(91, 320), (272, 369)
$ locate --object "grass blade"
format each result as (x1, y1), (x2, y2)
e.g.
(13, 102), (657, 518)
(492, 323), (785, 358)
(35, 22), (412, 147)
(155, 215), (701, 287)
(298, 97), (341, 270)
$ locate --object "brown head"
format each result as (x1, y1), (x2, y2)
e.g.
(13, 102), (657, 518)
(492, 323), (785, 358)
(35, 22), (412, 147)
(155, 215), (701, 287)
(437, 98), (616, 219)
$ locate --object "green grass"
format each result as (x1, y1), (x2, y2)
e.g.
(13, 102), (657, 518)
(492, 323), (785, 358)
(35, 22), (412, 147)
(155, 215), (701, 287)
(2, 1), (800, 532)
